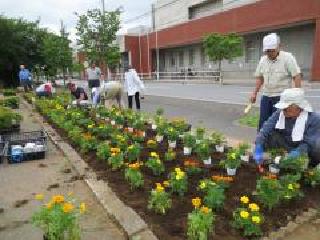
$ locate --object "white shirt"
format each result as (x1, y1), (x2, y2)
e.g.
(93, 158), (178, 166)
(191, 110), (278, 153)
(254, 51), (301, 97)
(36, 83), (52, 93)
(124, 69), (145, 96)
(86, 67), (101, 80)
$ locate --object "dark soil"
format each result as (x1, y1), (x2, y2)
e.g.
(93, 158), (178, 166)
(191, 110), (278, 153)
(44, 114), (320, 240)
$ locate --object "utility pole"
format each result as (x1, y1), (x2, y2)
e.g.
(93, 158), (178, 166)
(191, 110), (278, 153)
(101, 0), (105, 13)
(60, 20), (66, 87)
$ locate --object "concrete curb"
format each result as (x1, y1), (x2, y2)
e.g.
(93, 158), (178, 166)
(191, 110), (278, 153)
(21, 99), (158, 240)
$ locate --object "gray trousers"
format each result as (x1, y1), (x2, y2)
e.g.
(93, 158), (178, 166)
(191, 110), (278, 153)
(264, 131), (320, 166)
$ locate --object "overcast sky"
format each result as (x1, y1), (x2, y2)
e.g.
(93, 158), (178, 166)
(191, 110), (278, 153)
(0, 0), (153, 39)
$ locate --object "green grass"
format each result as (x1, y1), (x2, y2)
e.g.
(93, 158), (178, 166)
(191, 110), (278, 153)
(239, 113), (259, 128)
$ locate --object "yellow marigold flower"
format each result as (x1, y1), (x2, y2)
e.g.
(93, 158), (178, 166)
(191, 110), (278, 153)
(288, 184), (294, 190)
(156, 186), (164, 193)
(150, 152), (158, 158)
(52, 195), (64, 204)
(192, 197), (201, 209)
(156, 183), (162, 188)
(62, 202), (74, 213)
(199, 181), (206, 189)
(111, 152), (116, 157)
(240, 211), (249, 219)
(163, 181), (170, 187)
(147, 140), (156, 145)
(200, 206), (210, 214)
(128, 145), (134, 150)
(88, 124), (94, 129)
(248, 203), (260, 212)
(175, 167), (182, 173)
(177, 171), (185, 178)
(252, 215), (261, 224)
(156, 159), (161, 164)
(46, 201), (53, 209)
(35, 194), (44, 201)
(176, 175), (182, 180)
(231, 152), (236, 159)
(240, 196), (249, 204)
(80, 203), (86, 213)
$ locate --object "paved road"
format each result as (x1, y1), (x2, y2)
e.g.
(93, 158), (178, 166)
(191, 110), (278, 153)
(144, 82), (320, 111)
(57, 80), (320, 111)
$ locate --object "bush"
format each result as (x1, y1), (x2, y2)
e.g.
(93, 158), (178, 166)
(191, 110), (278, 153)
(0, 107), (22, 129)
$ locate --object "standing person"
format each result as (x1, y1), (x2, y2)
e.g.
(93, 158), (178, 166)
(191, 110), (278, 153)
(19, 64), (32, 92)
(250, 33), (302, 130)
(85, 61), (102, 98)
(124, 65), (145, 110)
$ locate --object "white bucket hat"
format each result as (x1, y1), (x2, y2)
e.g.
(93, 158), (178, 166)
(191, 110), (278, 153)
(263, 33), (280, 52)
(274, 88), (312, 112)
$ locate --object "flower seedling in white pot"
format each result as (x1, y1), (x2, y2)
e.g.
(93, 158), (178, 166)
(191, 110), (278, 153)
(224, 149), (241, 176)
(238, 143), (251, 162)
(211, 132), (226, 153)
(195, 140), (211, 165)
(183, 133), (196, 156)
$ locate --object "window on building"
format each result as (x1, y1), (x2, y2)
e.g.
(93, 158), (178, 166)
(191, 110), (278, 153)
(200, 48), (206, 66)
(179, 51), (184, 67)
(189, 49), (194, 66)
(170, 52), (176, 67)
(245, 40), (257, 63)
(189, 0), (223, 20)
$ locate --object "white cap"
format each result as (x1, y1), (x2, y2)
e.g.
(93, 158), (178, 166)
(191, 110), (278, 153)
(263, 33), (280, 52)
(274, 88), (312, 112)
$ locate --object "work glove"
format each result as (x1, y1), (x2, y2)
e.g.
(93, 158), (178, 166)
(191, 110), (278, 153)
(254, 144), (264, 165)
(287, 149), (301, 159)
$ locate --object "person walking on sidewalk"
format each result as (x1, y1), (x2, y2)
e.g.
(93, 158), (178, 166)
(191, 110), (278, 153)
(19, 64), (32, 92)
(124, 65), (145, 110)
(250, 33), (302, 130)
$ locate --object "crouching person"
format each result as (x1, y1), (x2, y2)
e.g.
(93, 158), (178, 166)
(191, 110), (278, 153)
(254, 88), (320, 168)
(68, 83), (88, 104)
(36, 82), (54, 97)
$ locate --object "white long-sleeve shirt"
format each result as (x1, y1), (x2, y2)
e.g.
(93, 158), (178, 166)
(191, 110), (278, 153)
(124, 69), (145, 96)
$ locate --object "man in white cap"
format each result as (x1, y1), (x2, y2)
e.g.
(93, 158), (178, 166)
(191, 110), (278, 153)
(250, 33), (302, 130)
(254, 88), (320, 168)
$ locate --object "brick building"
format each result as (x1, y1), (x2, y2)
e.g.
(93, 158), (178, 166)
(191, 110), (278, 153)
(120, 0), (320, 81)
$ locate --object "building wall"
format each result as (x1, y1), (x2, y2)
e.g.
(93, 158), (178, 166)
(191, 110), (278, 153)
(153, 0), (260, 30)
(127, 0), (320, 80)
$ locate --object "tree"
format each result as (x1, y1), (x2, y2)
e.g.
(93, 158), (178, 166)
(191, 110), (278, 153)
(76, 8), (121, 74)
(42, 33), (72, 84)
(203, 33), (243, 84)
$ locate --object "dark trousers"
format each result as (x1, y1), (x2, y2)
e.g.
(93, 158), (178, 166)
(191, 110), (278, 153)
(258, 95), (280, 130)
(21, 80), (32, 92)
(128, 92), (140, 110)
(265, 131), (320, 166)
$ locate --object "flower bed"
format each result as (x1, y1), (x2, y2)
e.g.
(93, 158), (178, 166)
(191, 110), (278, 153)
(28, 94), (320, 240)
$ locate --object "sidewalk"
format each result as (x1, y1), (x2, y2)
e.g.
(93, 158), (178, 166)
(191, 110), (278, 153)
(0, 101), (125, 240)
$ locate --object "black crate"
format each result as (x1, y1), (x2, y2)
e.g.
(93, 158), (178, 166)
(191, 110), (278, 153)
(1, 130), (48, 164)
(0, 124), (20, 135)
(0, 142), (6, 164)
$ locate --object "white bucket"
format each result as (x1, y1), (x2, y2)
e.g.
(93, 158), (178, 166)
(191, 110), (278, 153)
(203, 157), (212, 165)
(168, 140), (176, 148)
(183, 147), (192, 156)
(227, 168), (237, 176)
(241, 155), (249, 162)
(216, 145), (225, 153)
(269, 164), (280, 174)
(152, 124), (157, 130)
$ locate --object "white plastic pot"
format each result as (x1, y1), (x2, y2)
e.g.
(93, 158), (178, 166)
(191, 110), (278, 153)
(274, 156), (281, 164)
(203, 157), (212, 165)
(269, 164), (280, 174)
(111, 120), (116, 125)
(216, 145), (225, 153)
(241, 155), (249, 162)
(152, 124), (157, 130)
(227, 168), (237, 176)
(156, 135), (163, 142)
(168, 140), (176, 148)
(196, 139), (202, 144)
(183, 147), (192, 156)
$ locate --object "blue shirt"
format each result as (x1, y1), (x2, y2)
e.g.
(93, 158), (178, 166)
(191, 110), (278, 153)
(256, 110), (320, 154)
(19, 69), (31, 81)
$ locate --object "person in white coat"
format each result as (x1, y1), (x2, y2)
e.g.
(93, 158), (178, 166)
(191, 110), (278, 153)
(124, 65), (145, 110)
